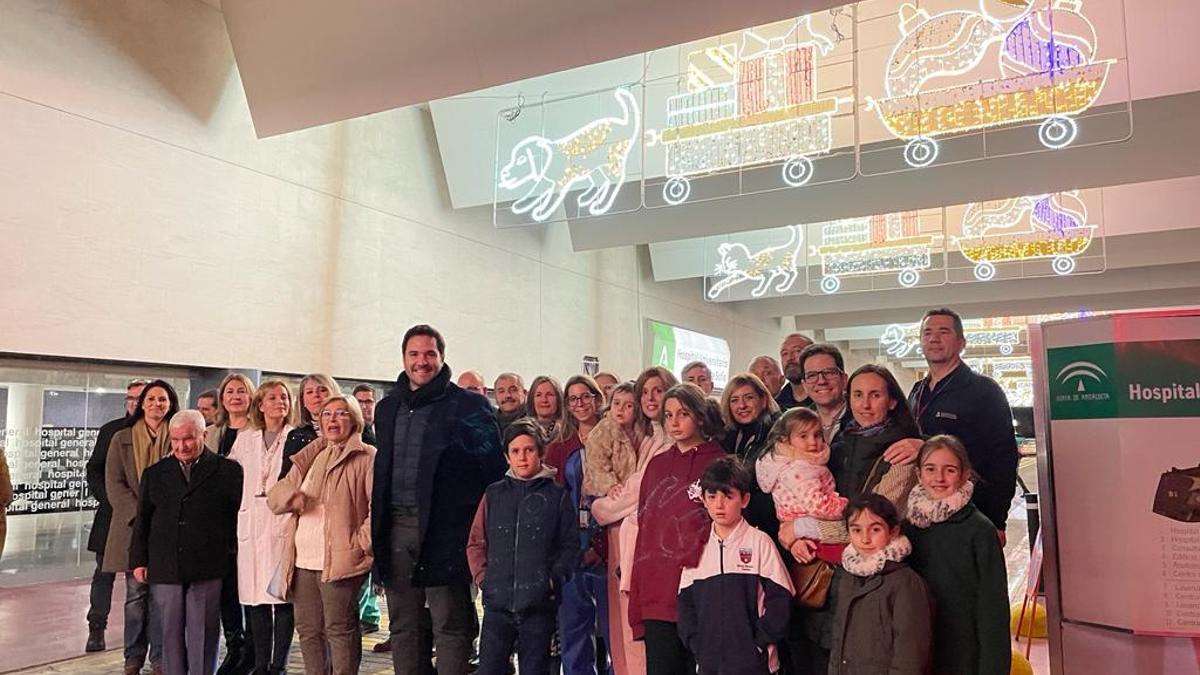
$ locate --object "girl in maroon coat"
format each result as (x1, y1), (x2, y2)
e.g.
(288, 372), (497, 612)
(628, 383), (726, 675)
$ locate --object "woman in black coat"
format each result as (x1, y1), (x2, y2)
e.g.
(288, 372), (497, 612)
(719, 372), (782, 534)
(278, 374), (340, 478)
(791, 364), (924, 675)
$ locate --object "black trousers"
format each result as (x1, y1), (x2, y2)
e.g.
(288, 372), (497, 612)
(784, 569), (838, 675)
(477, 606), (556, 675)
(245, 604), (294, 673)
(219, 565), (246, 640)
(643, 620), (695, 675)
(87, 552), (116, 629)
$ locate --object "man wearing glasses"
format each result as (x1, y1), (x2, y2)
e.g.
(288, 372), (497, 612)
(797, 345), (852, 444)
(83, 378), (148, 653)
(776, 333), (814, 411)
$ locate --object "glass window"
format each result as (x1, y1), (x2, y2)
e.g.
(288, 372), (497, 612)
(0, 363), (189, 587)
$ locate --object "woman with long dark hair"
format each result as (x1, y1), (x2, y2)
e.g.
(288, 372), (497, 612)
(105, 379), (180, 675)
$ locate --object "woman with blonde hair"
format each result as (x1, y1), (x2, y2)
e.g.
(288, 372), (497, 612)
(201, 372), (257, 674)
(229, 379), (298, 675)
(719, 373), (783, 536)
(280, 374), (341, 478)
(269, 394), (376, 675)
(589, 366), (678, 675)
(205, 373), (256, 457)
(526, 375), (565, 442)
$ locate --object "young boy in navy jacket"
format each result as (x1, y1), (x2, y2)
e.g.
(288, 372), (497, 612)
(678, 456), (794, 675)
(467, 419), (580, 675)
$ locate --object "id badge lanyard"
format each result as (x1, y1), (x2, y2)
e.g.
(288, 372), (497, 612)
(577, 446), (592, 530)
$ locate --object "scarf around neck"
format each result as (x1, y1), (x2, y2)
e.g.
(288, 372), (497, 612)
(132, 419), (170, 481)
(845, 417), (890, 438)
(395, 365), (451, 409)
(842, 534), (913, 577)
(906, 480), (975, 528)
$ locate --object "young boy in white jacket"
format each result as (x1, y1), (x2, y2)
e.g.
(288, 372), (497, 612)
(678, 456), (795, 675)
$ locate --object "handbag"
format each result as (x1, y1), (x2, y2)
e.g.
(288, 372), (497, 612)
(787, 556), (834, 608)
(785, 453), (891, 608)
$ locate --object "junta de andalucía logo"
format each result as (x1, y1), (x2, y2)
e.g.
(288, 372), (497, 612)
(1055, 360), (1109, 393)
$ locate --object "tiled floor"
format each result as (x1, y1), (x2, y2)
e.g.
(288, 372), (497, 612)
(3, 629), (397, 674)
(2, 456), (1050, 674)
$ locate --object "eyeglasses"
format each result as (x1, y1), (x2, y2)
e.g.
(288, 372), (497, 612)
(566, 393), (596, 406)
(802, 368), (843, 383)
(320, 410), (352, 419)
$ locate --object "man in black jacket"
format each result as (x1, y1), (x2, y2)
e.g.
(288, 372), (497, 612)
(372, 325), (505, 675)
(908, 308), (1019, 543)
(130, 410), (242, 675)
(83, 378), (145, 652)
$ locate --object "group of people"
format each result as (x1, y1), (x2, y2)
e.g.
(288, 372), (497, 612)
(78, 307), (1019, 675)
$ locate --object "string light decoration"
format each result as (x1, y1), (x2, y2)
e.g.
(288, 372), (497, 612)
(879, 319), (1024, 358)
(957, 190), (1096, 280)
(497, 88), (640, 222)
(870, 0), (1112, 168)
(814, 211), (934, 293)
(707, 225), (805, 299)
(658, 16), (840, 205)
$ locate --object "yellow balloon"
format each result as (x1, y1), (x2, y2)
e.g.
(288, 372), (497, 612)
(1010, 601), (1048, 638)
(1011, 650), (1034, 675)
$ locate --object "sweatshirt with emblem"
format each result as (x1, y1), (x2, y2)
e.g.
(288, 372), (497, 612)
(678, 518), (794, 674)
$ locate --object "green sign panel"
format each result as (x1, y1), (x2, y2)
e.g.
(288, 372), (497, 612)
(1049, 339), (1200, 419)
(649, 320), (677, 371)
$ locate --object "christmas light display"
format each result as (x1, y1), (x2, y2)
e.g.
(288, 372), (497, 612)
(957, 190), (1096, 280)
(870, 0), (1111, 168)
(707, 225), (805, 298)
(497, 88), (640, 222)
(814, 211), (934, 293)
(879, 320), (1024, 357)
(658, 17), (840, 205)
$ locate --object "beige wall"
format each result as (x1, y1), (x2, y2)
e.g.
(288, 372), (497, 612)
(0, 0), (782, 384)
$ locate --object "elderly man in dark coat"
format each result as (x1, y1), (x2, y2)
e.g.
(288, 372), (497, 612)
(130, 410), (242, 675)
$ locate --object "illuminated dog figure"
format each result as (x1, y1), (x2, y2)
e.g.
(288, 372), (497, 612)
(707, 225), (804, 299)
(498, 88), (640, 222)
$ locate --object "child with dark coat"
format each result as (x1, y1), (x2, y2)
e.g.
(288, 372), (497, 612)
(829, 493), (932, 675)
(678, 456), (794, 675)
(467, 419), (580, 675)
(905, 435), (1011, 675)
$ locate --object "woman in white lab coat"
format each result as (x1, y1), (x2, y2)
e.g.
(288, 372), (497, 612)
(228, 378), (297, 675)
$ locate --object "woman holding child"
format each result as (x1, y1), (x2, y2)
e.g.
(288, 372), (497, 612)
(780, 363), (924, 675)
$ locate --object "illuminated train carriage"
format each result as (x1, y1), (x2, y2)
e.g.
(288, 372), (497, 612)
(814, 211), (934, 293)
(871, 0), (1112, 168)
(659, 25), (840, 205)
(957, 190), (1097, 281)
